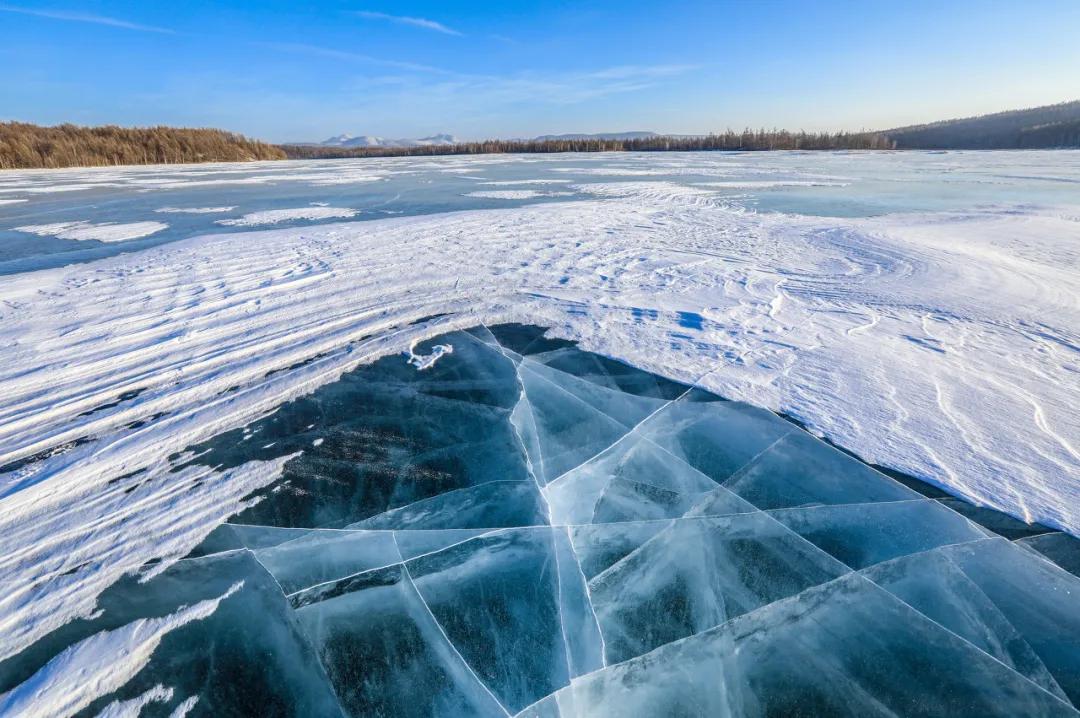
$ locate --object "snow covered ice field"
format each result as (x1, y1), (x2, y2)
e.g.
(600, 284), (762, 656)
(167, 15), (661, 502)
(0, 150), (1079, 716)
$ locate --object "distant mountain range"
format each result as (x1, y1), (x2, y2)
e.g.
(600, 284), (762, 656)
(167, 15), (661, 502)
(314, 131), (685, 146)
(318, 133), (459, 148)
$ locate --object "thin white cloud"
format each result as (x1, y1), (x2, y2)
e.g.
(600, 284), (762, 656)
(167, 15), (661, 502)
(344, 63), (700, 108)
(259, 41), (697, 98)
(354, 10), (461, 36)
(0, 4), (173, 33)
(256, 41), (452, 74)
(584, 64), (700, 80)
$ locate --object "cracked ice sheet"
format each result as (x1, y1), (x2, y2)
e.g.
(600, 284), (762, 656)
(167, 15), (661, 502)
(0, 154), (1078, 660)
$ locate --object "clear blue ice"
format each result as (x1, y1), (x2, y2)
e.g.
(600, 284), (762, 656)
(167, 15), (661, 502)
(2, 324), (1078, 717)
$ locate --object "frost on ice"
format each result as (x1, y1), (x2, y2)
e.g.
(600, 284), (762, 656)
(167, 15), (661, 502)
(1, 325), (1078, 717)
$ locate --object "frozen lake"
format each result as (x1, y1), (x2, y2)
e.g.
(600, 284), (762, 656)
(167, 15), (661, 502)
(3, 150), (1080, 273)
(0, 151), (1078, 715)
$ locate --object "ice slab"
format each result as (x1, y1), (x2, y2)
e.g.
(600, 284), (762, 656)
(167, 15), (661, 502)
(187, 523), (315, 557)
(544, 434), (752, 526)
(635, 390), (795, 483)
(1016, 532), (1080, 578)
(936, 497), (1057, 540)
(525, 346), (687, 401)
(722, 429), (922, 509)
(346, 479), (548, 531)
(769, 499), (991, 569)
(863, 541), (1070, 700)
(406, 528), (576, 713)
(512, 361), (637, 485)
(533, 574), (1077, 718)
(253, 529), (399, 594)
(587, 513), (849, 663)
(182, 331), (533, 530)
(923, 539), (1080, 706)
(293, 563), (507, 717)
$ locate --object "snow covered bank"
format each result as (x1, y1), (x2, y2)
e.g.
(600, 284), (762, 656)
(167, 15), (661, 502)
(465, 190), (573, 199)
(0, 173), (1077, 666)
(478, 179), (573, 186)
(696, 180), (850, 188)
(215, 207), (357, 226)
(154, 206), (235, 214)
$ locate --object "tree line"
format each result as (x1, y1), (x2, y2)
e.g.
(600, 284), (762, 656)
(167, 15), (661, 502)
(281, 129), (896, 160)
(4, 101), (1080, 170)
(0, 122), (286, 169)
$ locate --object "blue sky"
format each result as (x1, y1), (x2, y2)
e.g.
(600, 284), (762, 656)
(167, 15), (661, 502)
(2, 0), (1079, 142)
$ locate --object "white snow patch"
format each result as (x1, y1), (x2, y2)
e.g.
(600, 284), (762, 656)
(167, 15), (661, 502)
(406, 343), (454, 370)
(573, 181), (727, 206)
(477, 179), (573, 186)
(552, 167), (669, 176)
(94, 685), (174, 718)
(0, 184), (121, 194)
(696, 180), (850, 189)
(0, 583), (240, 718)
(304, 174), (384, 186)
(216, 207), (357, 226)
(168, 696), (199, 718)
(155, 206), (235, 214)
(13, 221), (168, 243)
(465, 190), (573, 200)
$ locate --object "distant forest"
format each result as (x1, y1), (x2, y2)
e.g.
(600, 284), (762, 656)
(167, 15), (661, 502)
(2, 100), (1079, 169)
(0, 123), (286, 169)
(281, 101), (1080, 159)
(884, 101), (1080, 149)
(281, 130), (895, 159)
